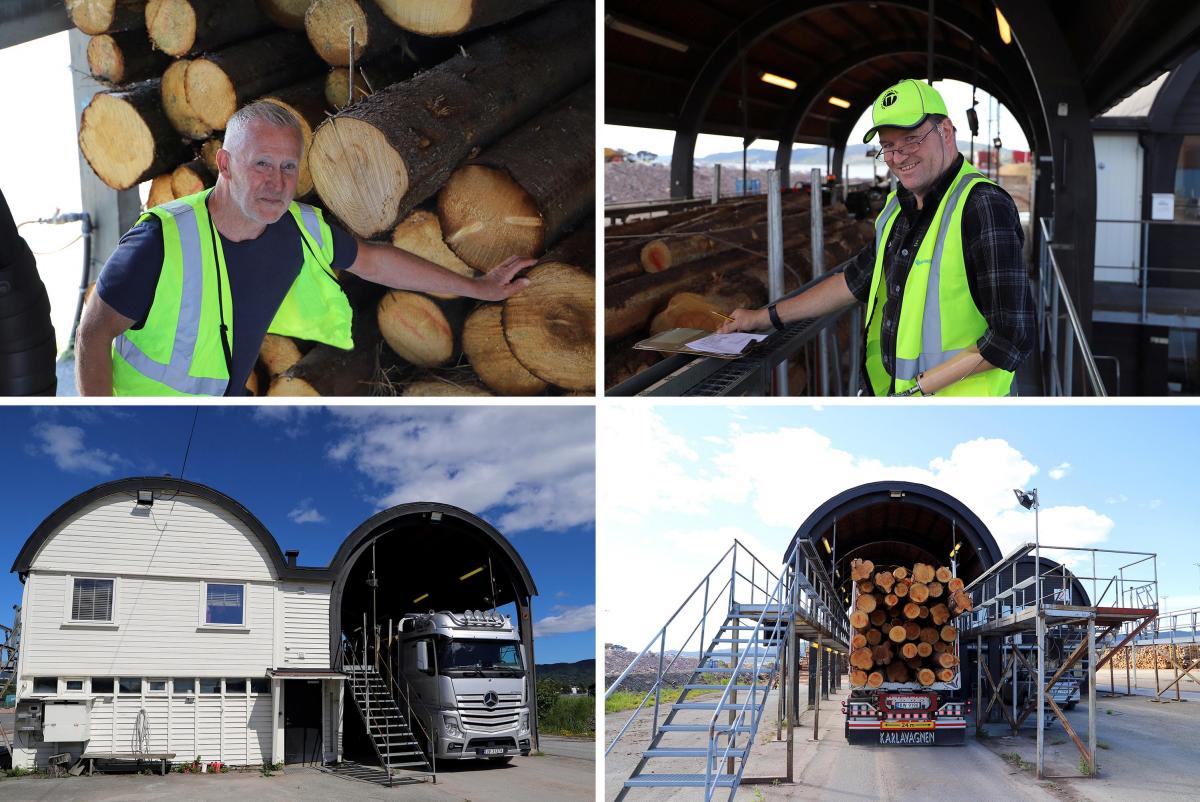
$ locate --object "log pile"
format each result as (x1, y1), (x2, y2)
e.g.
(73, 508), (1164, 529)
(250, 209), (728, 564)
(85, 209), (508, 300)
(604, 192), (874, 391)
(1107, 643), (1200, 670)
(847, 558), (975, 689)
(69, 0), (595, 396)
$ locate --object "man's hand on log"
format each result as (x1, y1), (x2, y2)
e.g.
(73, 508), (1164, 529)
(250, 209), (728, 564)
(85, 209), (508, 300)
(717, 307), (769, 334)
(472, 255), (535, 301)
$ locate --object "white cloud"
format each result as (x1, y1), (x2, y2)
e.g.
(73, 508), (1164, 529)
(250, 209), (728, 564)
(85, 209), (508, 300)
(535, 604), (595, 636)
(30, 423), (126, 475)
(287, 498), (326, 524)
(1049, 462), (1071, 480)
(252, 406), (319, 438)
(1106, 494), (1128, 504)
(326, 407), (593, 533)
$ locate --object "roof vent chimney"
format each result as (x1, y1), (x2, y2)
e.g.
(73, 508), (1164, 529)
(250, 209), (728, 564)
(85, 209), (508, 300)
(285, 550), (299, 568)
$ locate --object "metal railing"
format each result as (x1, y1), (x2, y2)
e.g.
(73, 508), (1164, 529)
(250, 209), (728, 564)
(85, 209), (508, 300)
(1138, 605), (1200, 644)
(605, 541), (782, 755)
(1037, 217), (1108, 396)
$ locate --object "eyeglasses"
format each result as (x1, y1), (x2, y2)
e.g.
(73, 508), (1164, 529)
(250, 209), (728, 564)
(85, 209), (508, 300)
(875, 124), (941, 161)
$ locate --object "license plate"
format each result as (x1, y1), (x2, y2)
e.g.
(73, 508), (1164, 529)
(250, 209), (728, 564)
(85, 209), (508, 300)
(482, 748), (505, 755)
(881, 721), (934, 730)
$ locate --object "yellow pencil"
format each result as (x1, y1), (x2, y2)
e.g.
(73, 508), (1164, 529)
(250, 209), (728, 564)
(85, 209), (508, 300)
(710, 310), (735, 323)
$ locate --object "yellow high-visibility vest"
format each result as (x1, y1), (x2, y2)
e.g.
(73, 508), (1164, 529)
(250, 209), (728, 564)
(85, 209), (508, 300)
(112, 190), (353, 396)
(864, 160), (1014, 397)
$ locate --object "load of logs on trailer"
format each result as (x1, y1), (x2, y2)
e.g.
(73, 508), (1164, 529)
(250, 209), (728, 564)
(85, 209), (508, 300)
(847, 558), (975, 689)
(604, 191), (874, 391)
(69, 0), (594, 396)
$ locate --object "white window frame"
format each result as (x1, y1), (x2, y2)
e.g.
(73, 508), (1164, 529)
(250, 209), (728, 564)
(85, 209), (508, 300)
(29, 676), (58, 697)
(60, 678), (87, 696)
(62, 574), (119, 628)
(198, 581), (249, 630)
(146, 678), (169, 695)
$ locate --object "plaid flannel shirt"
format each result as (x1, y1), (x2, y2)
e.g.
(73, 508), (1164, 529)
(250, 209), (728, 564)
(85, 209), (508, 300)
(842, 154), (1034, 394)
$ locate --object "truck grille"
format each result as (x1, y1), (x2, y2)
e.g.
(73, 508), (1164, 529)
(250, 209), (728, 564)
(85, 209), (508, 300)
(456, 693), (524, 732)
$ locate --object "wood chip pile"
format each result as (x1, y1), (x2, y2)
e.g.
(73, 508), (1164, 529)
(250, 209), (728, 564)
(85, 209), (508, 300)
(69, 0), (594, 396)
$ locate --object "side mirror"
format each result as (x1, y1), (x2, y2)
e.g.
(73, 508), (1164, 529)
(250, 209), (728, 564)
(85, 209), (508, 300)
(415, 642), (429, 673)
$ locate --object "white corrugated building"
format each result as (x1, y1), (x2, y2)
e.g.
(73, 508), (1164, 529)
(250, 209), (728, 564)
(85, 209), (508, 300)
(9, 477), (538, 771)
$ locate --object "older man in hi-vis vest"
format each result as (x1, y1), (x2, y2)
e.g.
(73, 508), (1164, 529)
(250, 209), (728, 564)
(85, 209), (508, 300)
(77, 101), (534, 396)
(720, 80), (1033, 396)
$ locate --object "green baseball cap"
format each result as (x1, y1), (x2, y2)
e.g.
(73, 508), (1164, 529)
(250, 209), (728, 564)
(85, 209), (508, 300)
(862, 79), (949, 144)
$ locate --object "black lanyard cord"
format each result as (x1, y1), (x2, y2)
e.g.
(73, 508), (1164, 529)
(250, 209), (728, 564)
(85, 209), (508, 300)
(205, 208), (234, 378)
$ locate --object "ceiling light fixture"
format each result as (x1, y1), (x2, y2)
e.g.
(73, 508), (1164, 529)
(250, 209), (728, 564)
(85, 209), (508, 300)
(605, 15), (689, 53)
(995, 9), (1012, 45)
(760, 72), (797, 90)
(828, 96), (851, 109)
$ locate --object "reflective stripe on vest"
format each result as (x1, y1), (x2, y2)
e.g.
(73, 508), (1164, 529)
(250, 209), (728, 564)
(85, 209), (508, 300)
(112, 199), (229, 396)
(893, 169), (981, 381)
(296, 203), (324, 250)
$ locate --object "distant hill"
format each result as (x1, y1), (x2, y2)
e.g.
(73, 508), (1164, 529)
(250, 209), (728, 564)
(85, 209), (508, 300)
(538, 659), (594, 689)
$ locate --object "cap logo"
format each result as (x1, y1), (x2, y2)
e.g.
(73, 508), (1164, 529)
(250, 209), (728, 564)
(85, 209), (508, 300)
(881, 90), (898, 108)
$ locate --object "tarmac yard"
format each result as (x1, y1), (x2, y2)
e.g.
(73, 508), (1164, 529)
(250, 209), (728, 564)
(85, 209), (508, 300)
(605, 686), (1199, 801)
(0, 736), (594, 802)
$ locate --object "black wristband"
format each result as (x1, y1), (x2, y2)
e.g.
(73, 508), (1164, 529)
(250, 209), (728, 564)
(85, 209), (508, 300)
(767, 303), (784, 331)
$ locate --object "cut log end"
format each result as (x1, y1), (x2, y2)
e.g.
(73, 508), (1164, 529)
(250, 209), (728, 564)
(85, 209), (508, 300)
(146, 173), (175, 209)
(184, 58), (238, 131)
(377, 290), (455, 367)
(917, 668), (936, 687)
(305, 0), (372, 66)
(86, 34), (124, 82)
(80, 93), (157, 191)
(161, 59), (212, 140)
(463, 305), (547, 396)
(392, 210), (477, 300)
(888, 626), (906, 644)
(146, 0), (198, 57)
(259, 334), (304, 377)
(374, 0), (473, 35)
(855, 594), (877, 614)
(866, 672), (884, 689)
(849, 611), (869, 631)
(68, 0), (143, 35)
(503, 262), (594, 392)
(402, 379), (492, 397)
(439, 164), (544, 272)
(310, 116), (408, 238)
(267, 375), (321, 396)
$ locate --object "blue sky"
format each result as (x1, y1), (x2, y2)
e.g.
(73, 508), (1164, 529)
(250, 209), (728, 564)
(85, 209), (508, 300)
(0, 405), (595, 664)
(599, 404), (1200, 650)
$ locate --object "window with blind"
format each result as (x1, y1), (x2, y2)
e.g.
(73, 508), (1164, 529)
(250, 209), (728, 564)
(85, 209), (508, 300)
(205, 583), (245, 626)
(70, 578), (114, 622)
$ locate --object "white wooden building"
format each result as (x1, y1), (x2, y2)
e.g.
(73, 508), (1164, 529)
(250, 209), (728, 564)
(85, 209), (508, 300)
(9, 477), (538, 771)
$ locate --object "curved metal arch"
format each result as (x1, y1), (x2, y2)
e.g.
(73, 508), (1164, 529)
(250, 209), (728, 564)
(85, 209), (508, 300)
(1148, 50), (1200, 132)
(774, 50), (1033, 184)
(10, 476), (299, 579)
(327, 502), (537, 598)
(784, 480), (1003, 570)
(669, 0), (1028, 198)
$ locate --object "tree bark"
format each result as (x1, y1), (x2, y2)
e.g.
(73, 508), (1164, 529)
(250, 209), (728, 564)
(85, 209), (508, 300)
(502, 262), (594, 392)
(67, 0), (147, 34)
(146, 0), (272, 57)
(79, 79), (190, 190)
(87, 30), (171, 84)
(438, 83), (592, 272)
(255, 0), (308, 30)
(309, 0), (592, 238)
(185, 32), (326, 130)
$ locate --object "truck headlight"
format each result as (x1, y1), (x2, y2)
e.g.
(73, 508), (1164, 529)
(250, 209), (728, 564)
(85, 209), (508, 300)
(518, 711), (529, 736)
(442, 714), (463, 738)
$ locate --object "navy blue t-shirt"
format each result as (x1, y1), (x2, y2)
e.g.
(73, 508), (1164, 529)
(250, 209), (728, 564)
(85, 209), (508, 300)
(96, 208), (358, 396)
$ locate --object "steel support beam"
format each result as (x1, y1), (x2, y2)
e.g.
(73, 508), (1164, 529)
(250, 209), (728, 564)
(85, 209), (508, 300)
(0, 0), (70, 51)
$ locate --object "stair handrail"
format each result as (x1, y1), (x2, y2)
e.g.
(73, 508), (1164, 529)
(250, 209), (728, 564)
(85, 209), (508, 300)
(375, 633), (438, 778)
(1037, 216), (1108, 396)
(704, 558), (790, 800)
(605, 541), (780, 757)
(340, 632), (394, 783)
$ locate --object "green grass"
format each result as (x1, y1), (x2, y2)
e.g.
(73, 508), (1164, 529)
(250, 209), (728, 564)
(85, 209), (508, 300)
(605, 688), (684, 714)
(1001, 752), (1034, 773)
(540, 694), (595, 737)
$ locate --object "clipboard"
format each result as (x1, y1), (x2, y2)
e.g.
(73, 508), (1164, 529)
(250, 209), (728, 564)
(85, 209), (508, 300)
(633, 328), (768, 359)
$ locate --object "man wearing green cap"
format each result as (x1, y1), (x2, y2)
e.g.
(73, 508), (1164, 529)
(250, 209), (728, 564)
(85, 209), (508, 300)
(719, 79), (1033, 396)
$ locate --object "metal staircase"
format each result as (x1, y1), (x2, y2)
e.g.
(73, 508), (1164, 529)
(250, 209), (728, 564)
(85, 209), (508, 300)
(607, 541), (847, 801)
(340, 629), (435, 786)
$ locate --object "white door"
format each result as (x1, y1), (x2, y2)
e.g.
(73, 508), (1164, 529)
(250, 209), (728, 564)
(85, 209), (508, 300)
(1094, 133), (1143, 283)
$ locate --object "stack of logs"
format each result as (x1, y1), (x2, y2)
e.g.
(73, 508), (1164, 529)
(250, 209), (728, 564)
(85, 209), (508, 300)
(1107, 643), (1200, 670)
(604, 191), (874, 391)
(69, 0), (594, 396)
(847, 558), (975, 688)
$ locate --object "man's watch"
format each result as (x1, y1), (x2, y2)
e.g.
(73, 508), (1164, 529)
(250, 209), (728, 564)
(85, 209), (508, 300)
(767, 302), (784, 331)
(891, 384), (924, 397)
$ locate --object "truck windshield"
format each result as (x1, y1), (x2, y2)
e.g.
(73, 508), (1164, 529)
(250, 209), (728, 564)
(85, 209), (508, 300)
(438, 639), (524, 676)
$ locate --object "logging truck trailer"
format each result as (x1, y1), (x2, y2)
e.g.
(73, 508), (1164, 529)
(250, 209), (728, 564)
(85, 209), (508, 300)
(843, 563), (970, 746)
(397, 610), (531, 763)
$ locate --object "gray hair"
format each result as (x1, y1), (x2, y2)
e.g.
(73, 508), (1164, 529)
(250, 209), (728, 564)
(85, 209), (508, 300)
(224, 100), (303, 155)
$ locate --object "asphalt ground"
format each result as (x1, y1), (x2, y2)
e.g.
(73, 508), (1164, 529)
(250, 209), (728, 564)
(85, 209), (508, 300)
(605, 683), (1199, 801)
(0, 734), (595, 801)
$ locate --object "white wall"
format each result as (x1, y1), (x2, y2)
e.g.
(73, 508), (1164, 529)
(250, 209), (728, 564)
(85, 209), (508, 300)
(281, 583), (332, 669)
(30, 493), (276, 581)
(22, 572), (274, 676)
